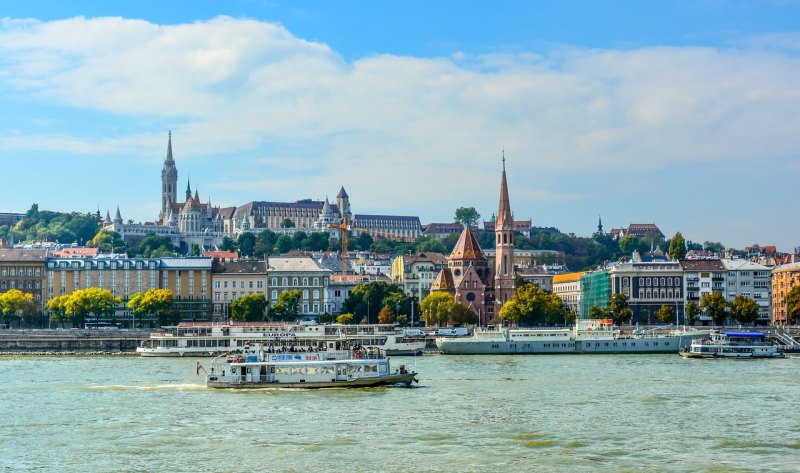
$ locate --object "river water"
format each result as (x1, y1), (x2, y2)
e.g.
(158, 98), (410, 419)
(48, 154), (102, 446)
(1, 354), (798, 472)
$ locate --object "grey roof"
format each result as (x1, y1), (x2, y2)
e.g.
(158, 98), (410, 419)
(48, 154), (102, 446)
(159, 257), (213, 269)
(212, 260), (267, 274)
(720, 259), (771, 271)
(678, 259), (726, 271)
(268, 256), (329, 273)
(0, 249), (48, 262)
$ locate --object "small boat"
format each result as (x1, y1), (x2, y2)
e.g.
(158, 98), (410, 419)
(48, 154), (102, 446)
(681, 330), (785, 359)
(203, 343), (419, 389)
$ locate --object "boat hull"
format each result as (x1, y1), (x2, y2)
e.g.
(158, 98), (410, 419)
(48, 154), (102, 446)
(680, 352), (785, 359)
(437, 336), (697, 355)
(206, 372), (418, 389)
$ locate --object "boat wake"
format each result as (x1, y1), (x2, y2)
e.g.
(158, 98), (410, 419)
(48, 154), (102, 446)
(88, 384), (205, 392)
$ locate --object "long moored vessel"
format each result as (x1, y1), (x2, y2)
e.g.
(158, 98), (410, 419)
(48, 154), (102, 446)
(436, 319), (707, 355)
(137, 322), (425, 357)
(681, 331), (785, 359)
(204, 343), (418, 389)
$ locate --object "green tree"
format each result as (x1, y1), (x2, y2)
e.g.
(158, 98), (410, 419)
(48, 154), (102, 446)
(384, 292), (410, 318)
(128, 289), (175, 327)
(787, 286), (800, 325)
(685, 301), (700, 325)
(342, 281), (404, 324)
(132, 232), (179, 257)
(280, 218), (295, 228)
(220, 236), (238, 252)
(254, 230), (278, 257)
(619, 235), (647, 258)
(270, 290), (302, 322)
(237, 232), (256, 257)
(230, 294), (268, 322)
(730, 295), (759, 325)
(335, 313), (354, 324)
(318, 312), (334, 324)
(454, 207), (480, 227)
(668, 232), (687, 260)
(0, 289), (34, 327)
(701, 292), (729, 326)
(588, 305), (611, 320)
(273, 235), (293, 255)
(607, 293), (633, 325)
(450, 303), (479, 326)
(703, 241), (726, 253)
(656, 305), (675, 324)
(499, 282), (569, 326)
(420, 292), (455, 326)
(91, 230), (126, 253)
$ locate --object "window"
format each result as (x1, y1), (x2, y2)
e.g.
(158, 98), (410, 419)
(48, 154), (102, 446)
(271, 290), (278, 300)
(303, 277), (308, 286)
(272, 277), (278, 286)
(313, 277), (319, 286)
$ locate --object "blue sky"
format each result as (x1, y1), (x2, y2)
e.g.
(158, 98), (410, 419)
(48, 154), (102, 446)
(1, 1), (799, 251)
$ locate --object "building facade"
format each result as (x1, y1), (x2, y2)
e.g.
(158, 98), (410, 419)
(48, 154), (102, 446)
(721, 259), (772, 324)
(0, 249), (47, 325)
(553, 272), (584, 317)
(608, 261), (684, 324)
(211, 260), (268, 321)
(391, 252), (448, 302)
(679, 259), (726, 325)
(772, 262), (800, 325)
(267, 256), (331, 317)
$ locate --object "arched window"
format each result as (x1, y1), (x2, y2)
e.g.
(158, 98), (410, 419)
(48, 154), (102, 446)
(303, 289), (309, 299)
(292, 277), (299, 286)
(271, 290), (278, 300)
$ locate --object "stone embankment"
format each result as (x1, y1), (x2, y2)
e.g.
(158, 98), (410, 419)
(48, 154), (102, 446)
(0, 329), (151, 355)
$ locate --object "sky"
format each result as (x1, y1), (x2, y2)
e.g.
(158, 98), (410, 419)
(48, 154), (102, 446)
(1, 0), (799, 251)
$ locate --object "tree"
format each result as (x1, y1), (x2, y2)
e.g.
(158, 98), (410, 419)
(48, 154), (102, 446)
(701, 292), (729, 326)
(91, 230), (126, 253)
(318, 312), (334, 324)
(220, 236), (238, 252)
(668, 232), (687, 260)
(454, 207), (480, 227)
(230, 294), (268, 322)
(280, 218), (295, 228)
(703, 241), (725, 253)
(730, 295), (759, 325)
(607, 294), (633, 325)
(273, 235), (293, 255)
(420, 292), (455, 326)
(65, 288), (121, 328)
(47, 294), (70, 328)
(685, 301), (700, 325)
(335, 313), (354, 324)
(237, 232), (256, 257)
(656, 305), (675, 324)
(270, 290), (302, 322)
(619, 235), (645, 258)
(499, 282), (570, 326)
(450, 303), (479, 326)
(377, 305), (395, 324)
(342, 281), (405, 324)
(128, 289), (175, 327)
(588, 305), (611, 320)
(0, 289), (34, 327)
(787, 285), (800, 325)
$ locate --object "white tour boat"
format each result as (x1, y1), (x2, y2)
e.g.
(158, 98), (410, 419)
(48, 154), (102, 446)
(681, 331), (785, 359)
(436, 319), (707, 355)
(203, 342), (418, 389)
(137, 322), (426, 357)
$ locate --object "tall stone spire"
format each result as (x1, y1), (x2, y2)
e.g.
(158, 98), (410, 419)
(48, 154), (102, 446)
(185, 179), (192, 201)
(160, 131), (178, 223)
(496, 151), (513, 231)
(494, 151), (516, 314)
(114, 207), (123, 224)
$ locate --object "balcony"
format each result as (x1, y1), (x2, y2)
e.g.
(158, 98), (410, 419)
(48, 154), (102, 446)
(687, 295), (700, 301)
(712, 277), (725, 282)
(686, 277), (700, 282)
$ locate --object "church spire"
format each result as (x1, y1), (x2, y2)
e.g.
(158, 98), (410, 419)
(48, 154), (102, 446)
(165, 130), (174, 163)
(185, 178), (192, 200)
(496, 150), (512, 230)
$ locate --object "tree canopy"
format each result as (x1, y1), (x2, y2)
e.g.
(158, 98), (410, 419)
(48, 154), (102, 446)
(454, 207), (480, 227)
(787, 286), (800, 325)
(0, 289), (34, 327)
(269, 290), (302, 322)
(607, 293), (633, 325)
(127, 289), (176, 326)
(701, 292), (729, 325)
(342, 281), (405, 324)
(656, 305), (675, 324)
(668, 232), (687, 260)
(420, 292), (456, 326)
(230, 294), (268, 322)
(730, 295), (759, 325)
(685, 301), (700, 325)
(499, 282), (570, 326)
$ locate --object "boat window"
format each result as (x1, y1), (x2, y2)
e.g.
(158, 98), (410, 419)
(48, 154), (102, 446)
(320, 365), (334, 374)
(306, 366), (319, 375)
(276, 367), (290, 375)
(291, 366), (306, 375)
(347, 364), (362, 375)
(364, 364), (378, 373)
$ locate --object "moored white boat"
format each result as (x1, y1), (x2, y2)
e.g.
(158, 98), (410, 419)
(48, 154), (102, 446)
(137, 322), (426, 357)
(681, 331), (785, 359)
(204, 343), (418, 389)
(436, 319), (707, 355)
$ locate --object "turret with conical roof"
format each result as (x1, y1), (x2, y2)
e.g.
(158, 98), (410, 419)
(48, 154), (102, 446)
(114, 207), (123, 224)
(185, 179), (192, 201)
(336, 186), (351, 221)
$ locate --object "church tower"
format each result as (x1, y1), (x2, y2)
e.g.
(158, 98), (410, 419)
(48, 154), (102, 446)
(160, 131), (178, 223)
(494, 154), (516, 308)
(336, 187), (352, 221)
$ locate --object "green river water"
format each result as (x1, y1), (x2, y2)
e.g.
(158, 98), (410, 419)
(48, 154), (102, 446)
(1, 354), (799, 472)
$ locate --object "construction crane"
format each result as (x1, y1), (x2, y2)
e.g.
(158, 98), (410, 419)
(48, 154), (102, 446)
(329, 217), (416, 276)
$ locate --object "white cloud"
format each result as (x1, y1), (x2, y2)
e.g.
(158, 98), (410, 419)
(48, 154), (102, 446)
(1, 16), (799, 248)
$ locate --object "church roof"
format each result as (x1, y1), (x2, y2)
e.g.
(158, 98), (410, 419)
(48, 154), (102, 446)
(165, 130), (174, 163)
(496, 155), (513, 230)
(431, 268), (455, 290)
(337, 186), (349, 198)
(449, 227), (485, 261)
